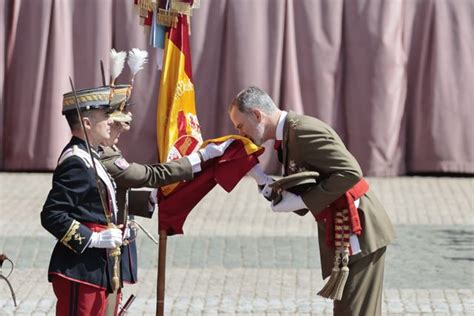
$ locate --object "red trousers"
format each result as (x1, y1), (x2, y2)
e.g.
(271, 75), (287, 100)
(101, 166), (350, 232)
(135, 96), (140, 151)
(52, 275), (120, 316)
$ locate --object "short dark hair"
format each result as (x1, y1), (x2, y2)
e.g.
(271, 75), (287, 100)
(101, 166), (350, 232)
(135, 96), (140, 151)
(65, 112), (81, 130)
(64, 109), (99, 131)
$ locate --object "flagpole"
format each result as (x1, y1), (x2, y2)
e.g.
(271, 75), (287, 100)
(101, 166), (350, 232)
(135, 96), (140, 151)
(156, 230), (168, 316)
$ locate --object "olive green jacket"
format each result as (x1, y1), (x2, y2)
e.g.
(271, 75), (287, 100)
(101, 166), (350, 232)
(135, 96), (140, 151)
(100, 145), (194, 189)
(281, 112), (396, 278)
(99, 145), (194, 221)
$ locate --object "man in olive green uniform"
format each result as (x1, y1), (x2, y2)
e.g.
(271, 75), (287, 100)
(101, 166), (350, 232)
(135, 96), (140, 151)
(228, 86), (395, 316)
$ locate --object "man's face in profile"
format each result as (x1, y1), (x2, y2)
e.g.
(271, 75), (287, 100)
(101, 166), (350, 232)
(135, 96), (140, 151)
(229, 106), (265, 145)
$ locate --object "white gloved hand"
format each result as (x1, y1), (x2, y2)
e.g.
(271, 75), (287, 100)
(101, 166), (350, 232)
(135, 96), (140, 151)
(247, 164), (271, 185)
(199, 139), (234, 161)
(88, 228), (123, 248)
(247, 164), (275, 200)
(271, 190), (307, 213)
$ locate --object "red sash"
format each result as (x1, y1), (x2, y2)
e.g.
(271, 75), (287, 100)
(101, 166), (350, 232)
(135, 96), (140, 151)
(83, 222), (108, 232)
(314, 178), (369, 247)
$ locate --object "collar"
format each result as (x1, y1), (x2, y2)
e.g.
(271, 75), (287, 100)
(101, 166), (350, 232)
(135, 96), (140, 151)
(70, 136), (100, 158)
(275, 111), (288, 141)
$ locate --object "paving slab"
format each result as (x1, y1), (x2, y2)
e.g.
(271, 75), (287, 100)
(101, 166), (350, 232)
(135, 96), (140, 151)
(0, 173), (473, 315)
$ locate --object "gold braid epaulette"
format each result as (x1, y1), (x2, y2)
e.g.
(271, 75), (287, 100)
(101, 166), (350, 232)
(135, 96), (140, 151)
(60, 220), (81, 254)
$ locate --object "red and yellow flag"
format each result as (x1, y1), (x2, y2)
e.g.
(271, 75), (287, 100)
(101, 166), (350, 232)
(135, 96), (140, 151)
(158, 137), (264, 235)
(155, 13), (264, 235)
(156, 14), (202, 173)
(156, 15), (202, 195)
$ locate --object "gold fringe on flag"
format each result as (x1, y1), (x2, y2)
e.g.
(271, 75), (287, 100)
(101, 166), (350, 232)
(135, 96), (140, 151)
(139, 7), (149, 19)
(157, 8), (179, 28)
(137, 0), (155, 12)
(171, 0), (193, 16)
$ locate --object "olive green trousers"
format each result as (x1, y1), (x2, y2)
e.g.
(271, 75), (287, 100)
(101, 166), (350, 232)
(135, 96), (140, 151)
(333, 246), (387, 316)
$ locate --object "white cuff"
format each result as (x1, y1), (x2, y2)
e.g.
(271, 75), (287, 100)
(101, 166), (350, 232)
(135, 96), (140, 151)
(186, 152), (202, 173)
(247, 164), (271, 185)
(88, 232), (99, 248)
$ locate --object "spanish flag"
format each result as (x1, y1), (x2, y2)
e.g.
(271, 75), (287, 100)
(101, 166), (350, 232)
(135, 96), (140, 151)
(155, 14), (264, 235)
(156, 14), (202, 197)
(158, 136), (264, 235)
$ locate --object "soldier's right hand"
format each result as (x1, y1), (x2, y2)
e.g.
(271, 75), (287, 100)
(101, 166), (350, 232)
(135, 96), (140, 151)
(89, 228), (123, 248)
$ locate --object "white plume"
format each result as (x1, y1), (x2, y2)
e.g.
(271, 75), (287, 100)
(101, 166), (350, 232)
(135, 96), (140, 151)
(110, 49), (126, 85)
(127, 48), (149, 78)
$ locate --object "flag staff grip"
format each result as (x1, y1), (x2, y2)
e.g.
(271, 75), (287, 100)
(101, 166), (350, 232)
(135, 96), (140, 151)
(156, 230), (168, 316)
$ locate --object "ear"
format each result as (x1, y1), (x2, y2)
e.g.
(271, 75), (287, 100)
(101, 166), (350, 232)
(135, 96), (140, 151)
(82, 117), (92, 130)
(252, 109), (262, 123)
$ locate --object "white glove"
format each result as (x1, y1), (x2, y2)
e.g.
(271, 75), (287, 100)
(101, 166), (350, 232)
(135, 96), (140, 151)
(247, 164), (274, 199)
(247, 164), (272, 185)
(271, 190), (308, 213)
(88, 228), (123, 248)
(199, 139), (234, 161)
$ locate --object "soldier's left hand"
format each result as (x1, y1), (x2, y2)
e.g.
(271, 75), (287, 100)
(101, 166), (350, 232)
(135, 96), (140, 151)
(271, 190), (307, 213)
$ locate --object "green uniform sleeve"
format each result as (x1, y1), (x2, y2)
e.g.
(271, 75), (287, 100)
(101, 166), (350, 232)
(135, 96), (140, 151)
(101, 146), (194, 188)
(295, 123), (362, 214)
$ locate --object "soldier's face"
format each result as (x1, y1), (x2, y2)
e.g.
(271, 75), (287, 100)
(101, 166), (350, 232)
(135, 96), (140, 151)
(84, 109), (113, 146)
(229, 106), (265, 145)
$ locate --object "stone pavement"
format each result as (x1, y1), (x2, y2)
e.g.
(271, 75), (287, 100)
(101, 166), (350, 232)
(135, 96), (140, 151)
(0, 173), (473, 315)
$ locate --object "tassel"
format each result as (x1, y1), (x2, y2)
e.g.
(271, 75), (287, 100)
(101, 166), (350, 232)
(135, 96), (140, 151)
(332, 247), (350, 300)
(171, 0), (193, 15)
(157, 8), (178, 28)
(112, 275), (120, 292)
(331, 209), (351, 300)
(318, 208), (351, 300)
(108, 237), (122, 292)
(109, 49), (126, 86)
(317, 249), (341, 298)
(139, 0), (154, 11)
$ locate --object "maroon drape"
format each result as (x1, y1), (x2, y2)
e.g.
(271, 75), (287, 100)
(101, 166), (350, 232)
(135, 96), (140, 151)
(1, 0), (473, 175)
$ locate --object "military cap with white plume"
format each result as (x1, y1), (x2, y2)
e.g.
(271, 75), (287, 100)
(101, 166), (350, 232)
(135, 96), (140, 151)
(110, 49), (127, 86)
(127, 48), (149, 85)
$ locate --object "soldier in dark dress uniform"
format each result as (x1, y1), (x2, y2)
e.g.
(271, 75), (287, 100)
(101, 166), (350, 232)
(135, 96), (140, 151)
(41, 85), (131, 316)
